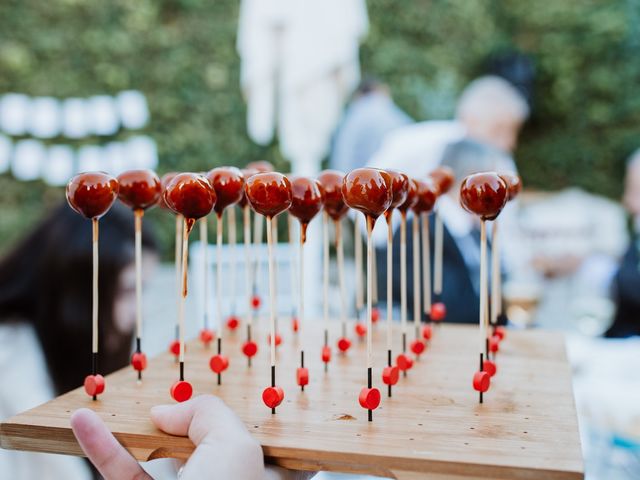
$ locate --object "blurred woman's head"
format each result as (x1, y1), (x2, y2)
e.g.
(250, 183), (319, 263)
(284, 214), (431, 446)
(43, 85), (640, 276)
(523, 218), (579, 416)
(0, 202), (158, 394)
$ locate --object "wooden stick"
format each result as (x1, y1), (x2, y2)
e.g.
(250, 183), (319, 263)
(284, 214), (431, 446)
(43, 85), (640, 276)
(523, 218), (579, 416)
(243, 206), (253, 367)
(336, 219), (347, 339)
(299, 223), (305, 390)
(228, 207), (237, 315)
(372, 236), (378, 305)
(400, 213), (407, 354)
(134, 209), (143, 381)
(200, 217), (210, 332)
(288, 214), (297, 322)
(412, 213), (421, 341)
(91, 218), (99, 388)
(174, 214), (183, 344)
(421, 213), (431, 317)
(272, 217), (279, 324)
(323, 212), (329, 368)
(179, 217), (191, 380)
(434, 211), (444, 296)
(216, 214), (224, 384)
(479, 220), (487, 402)
(386, 215), (393, 351)
(267, 216), (277, 394)
(366, 216), (374, 422)
(355, 216), (363, 315)
(491, 220), (500, 327)
(252, 210), (263, 300)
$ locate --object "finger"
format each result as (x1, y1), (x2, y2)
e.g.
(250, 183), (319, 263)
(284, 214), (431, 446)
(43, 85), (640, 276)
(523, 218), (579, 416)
(151, 395), (246, 444)
(265, 466), (317, 480)
(151, 395), (264, 479)
(70, 408), (151, 480)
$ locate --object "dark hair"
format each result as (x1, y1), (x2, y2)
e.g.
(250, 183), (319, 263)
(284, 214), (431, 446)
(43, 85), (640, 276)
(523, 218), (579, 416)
(0, 202), (157, 394)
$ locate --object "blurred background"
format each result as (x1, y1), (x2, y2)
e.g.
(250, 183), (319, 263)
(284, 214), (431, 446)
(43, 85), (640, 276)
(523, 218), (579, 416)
(1, 0), (639, 479)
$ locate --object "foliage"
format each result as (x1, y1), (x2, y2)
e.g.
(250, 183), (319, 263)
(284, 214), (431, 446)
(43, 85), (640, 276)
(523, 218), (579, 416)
(0, 0), (638, 255)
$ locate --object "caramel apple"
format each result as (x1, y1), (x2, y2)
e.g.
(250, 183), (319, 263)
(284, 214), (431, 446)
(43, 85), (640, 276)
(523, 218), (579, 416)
(341, 167), (392, 422)
(163, 173), (216, 402)
(317, 170), (349, 221)
(65, 172), (119, 400)
(117, 169), (162, 211)
(247, 160), (274, 173)
(66, 172), (119, 219)
(501, 173), (522, 201)
(459, 172), (508, 221)
(289, 177), (324, 390)
(429, 166), (455, 195)
(381, 170), (408, 397)
(207, 167), (245, 217)
(116, 169), (162, 381)
(244, 172), (291, 413)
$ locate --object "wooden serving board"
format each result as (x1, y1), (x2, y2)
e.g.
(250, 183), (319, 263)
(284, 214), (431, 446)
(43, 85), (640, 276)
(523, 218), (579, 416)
(0, 322), (583, 479)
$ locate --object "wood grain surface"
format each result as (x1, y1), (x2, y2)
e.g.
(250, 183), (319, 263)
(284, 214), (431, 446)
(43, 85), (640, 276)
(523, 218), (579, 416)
(0, 321), (583, 479)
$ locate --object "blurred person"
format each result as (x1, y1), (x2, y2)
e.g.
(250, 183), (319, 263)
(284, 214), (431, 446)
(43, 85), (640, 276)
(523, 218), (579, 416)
(0, 203), (158, 479)
(368, 75), (529, 179)
(607, 148), (640, 338)
(377, 138), (514, 324)
(330, 77), (412, 173)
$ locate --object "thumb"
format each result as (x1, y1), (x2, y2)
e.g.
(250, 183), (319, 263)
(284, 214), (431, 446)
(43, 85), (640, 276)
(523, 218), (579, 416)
(150, 395), (264, 479)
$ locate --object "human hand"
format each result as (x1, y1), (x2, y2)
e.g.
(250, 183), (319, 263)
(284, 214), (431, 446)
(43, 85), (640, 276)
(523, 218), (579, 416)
(71, 394), (314, 479)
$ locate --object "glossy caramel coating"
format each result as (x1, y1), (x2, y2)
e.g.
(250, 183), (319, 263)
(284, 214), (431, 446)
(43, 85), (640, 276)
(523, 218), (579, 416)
(206, 167), (245, 216)
(430, 166), (455, 195)
(412, 177), (439, 214)
(244, 172), (292, 218)
(289, 177), (325, 243)
(459, 172), (507, 221)
(500, 173), (522, 201)
(117, 169), (162, 211)
(387, 170), (410, 210)
(317, 170), (349, 221)
(247, 161), (274, 173)
(397, 178), (418, 214)
(66, 172), (119, 219)
(159, 172), (178, 210)
(163, 173), (216, 220)
(341, 168), (392, 220)
(238, 168), (259, 208)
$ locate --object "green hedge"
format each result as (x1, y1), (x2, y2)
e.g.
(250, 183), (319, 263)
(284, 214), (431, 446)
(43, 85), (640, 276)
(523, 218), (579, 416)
(1, 0), (638, 255)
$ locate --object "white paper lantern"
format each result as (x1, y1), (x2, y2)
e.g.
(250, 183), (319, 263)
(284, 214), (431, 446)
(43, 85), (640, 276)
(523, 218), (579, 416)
(43, 145), (75, 186)
(0, 134), (11, 174)
(62, 98), (89, 139)
(12, 139), (45, 181)
(0, 93), (30, 136)
(104, 141), (127, 175)
(126, 135), (158, 170)
(29, 97), (62, 138)
(117, 90), (149, 130)
(77, 144), (104, 173)
(88, 95), (119, 136)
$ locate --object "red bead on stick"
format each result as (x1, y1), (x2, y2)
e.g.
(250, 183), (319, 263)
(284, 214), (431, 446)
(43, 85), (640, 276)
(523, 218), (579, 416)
(226, 315), (240, 330)
(321, 345), (331, 363)
(209, 354), (229, 374)
(242, 340), (258, 358)
(251, 295), (261, 309)
(199, 329), (215, 345)
(296, 367), (309, 387)
(170, 380), (193, 403)
(267, 333), (282, 347)
(431, 302), (446, 322)
(494, 326), (506, 341)
(410, 339), (426, 356)
(292, 317), (299, 333)
(483, 360), (497, 377)
(169, 340), (181, 357)
(422, 324), (433, 340)
(472, 371), (491, 393)
(354, 323), (367, 337)
(371, 307), (380, 324)
(337, 337), (352, 352)
(358, 387), (381, 410)
(382, 366), (399, 386)
(84, 374), (105, 397)
(489, 336), (500, 353)
(131, 352), (147, 372)
(262, 386), (285, 409)
(396, 353), (414, 371)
